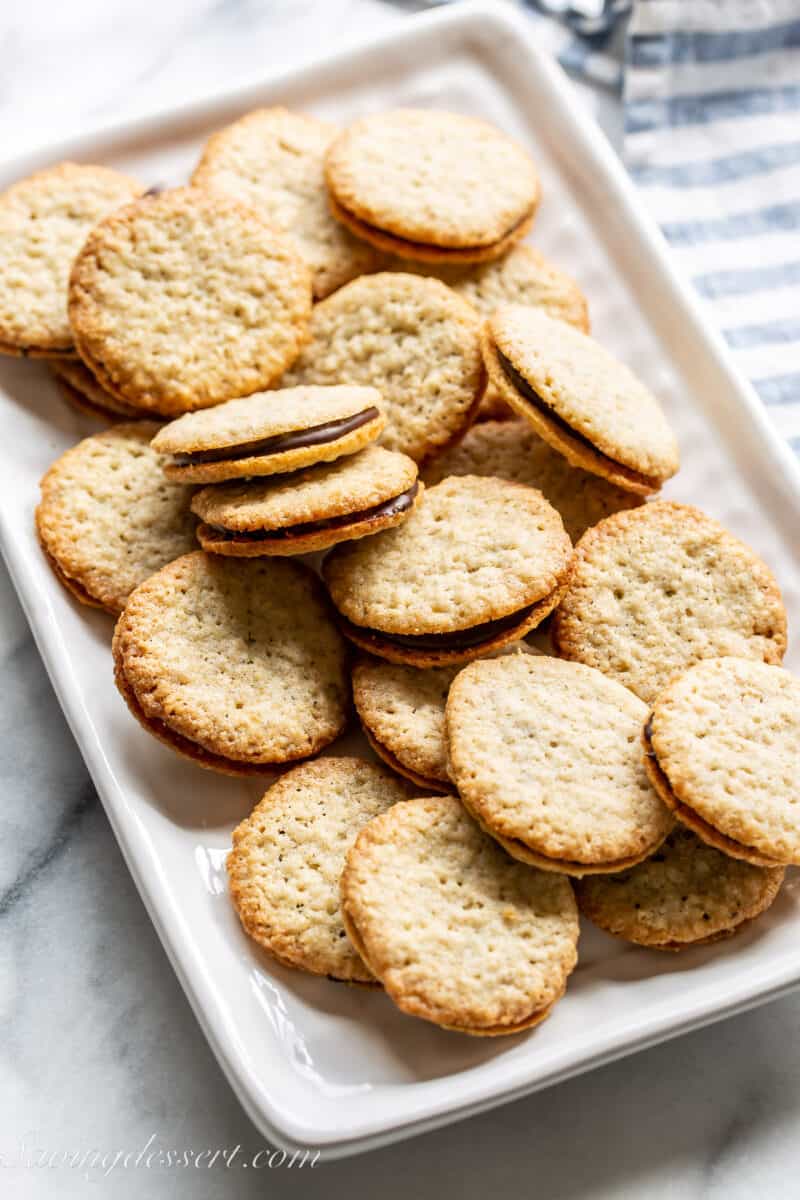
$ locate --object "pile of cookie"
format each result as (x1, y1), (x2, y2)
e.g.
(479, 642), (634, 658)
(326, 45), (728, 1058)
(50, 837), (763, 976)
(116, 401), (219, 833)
(3, 105), (798, 1039)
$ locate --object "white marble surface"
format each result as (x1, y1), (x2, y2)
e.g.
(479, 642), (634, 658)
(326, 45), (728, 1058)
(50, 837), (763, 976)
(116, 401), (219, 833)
(2, 1), (800, 1195)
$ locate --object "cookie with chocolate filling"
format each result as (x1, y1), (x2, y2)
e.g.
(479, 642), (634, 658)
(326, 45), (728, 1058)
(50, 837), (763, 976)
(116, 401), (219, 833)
(323, 475), (573, 667)
(552, 502), (787, 706)
(192, 444), (421, 556)
(643, 657), (800, 867)
(340, 795), (579, 1035)
(325, 109), (539, 264)
(50, 359), (143, 422)
(113, 553), (349, 774)
(228, 757), (410, 982)
(446, 655), (673, 875)
(0, 162), (144, 358)
(482, 306), (679, 495)
(422, 419), (643, 543)
(36, 423), (197, 613)
(575, 827), (784, 951)
(151, 385), (385, 483)
(69, 187), (312, 416)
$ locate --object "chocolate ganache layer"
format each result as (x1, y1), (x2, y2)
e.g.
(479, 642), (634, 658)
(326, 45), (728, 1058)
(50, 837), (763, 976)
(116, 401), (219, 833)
(207, 482), (419, 542)
(172, 408), (380, 465)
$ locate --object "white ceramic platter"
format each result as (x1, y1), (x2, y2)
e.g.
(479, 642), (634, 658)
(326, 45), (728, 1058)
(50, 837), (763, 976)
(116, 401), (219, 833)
(1, 0), (799, 1160)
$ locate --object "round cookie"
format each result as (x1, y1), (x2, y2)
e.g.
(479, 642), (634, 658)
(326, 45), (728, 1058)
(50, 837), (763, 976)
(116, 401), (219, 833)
(280, 272), (484, 464)
(191, 444), (421, 556)
(228, 757), (410, 982)
(50, 359), (143, 421)
(340, 795), (579, 1035)
(575, 827), (784, 951)
(68, 187), (312, 416)
(352, 642), (539, 793)
(482, 306), (679, 495)
(36, 423), (197, 614)
(422, 420), (643, 543)
(323, 475), (573, 667)
(446, 655), (673, 875)
(325, 109), (540, 264)
(393, 244), (589, 330)
(0, 162), (144, 357)
(192, 107), (381, 299)
(644, 657), (800, 867)
(113, 553), (349, 774)
(150, 385), (385, 483)
(552, 502), (787, 706)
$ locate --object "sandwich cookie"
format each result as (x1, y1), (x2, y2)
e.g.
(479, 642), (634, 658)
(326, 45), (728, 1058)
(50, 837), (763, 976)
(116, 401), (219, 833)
(552, 502), (787, 706)
(191, 444), (421, 556)
(68, 187), (312, 416)
(113, 553), (349, 774)
(323, 475), (573, 667)
(575, 827), (784, 951)
(0, 162), (143, 358)
(36, 423), (196, 614)
(325, 109), (540, 264)
(340, 795), (579, 1036)
(192, 107), (381, 299)
(423, 419), (643, 543)
(482, 306), (679, 495)
(351, 642), (538, 794)
(447, 655), (672, 875)
(150, 385), (384, 483)
(644, 657), (800, 867)
(228, 758), (410, 983)
(50, 359), (143, 422)
(280, 272), (484, 464)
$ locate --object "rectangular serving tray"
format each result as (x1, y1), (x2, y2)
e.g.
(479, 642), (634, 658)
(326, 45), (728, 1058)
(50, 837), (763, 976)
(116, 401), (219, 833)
(1, 0), (799, 1159)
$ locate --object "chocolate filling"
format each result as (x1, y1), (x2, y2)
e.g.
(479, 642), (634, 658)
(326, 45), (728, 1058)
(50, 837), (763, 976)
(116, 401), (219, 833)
(340, 602), (537, 652)
(207, 481), (419, 542)
(496, 351), (644, 478)
(173, 408), (380, 465)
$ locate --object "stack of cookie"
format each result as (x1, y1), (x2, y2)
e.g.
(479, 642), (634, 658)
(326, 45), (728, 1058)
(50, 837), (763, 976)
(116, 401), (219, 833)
(3, 103), (797, 1039)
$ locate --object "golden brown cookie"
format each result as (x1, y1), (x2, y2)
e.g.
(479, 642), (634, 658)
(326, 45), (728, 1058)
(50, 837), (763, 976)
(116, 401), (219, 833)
(340, 795), (579, 1035)
(482, 306), (679, 495)
(68, 187), (311, 416)
(36, 423), (196, 613)
(113, 554), (349, 774)
(644, 657), (800, 867)
(191, 444), (421, 556)
(49, 359), (143, 421)
(228, 757), (409, 982)
(323, 475), (573, 667)
(151, 385), (385, 483)
(326, 109), (539, 264)
(552, 502), (787, 705)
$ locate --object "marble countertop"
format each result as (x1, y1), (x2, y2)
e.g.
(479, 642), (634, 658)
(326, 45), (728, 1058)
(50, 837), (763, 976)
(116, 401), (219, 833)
(2, 2), (800, 1196)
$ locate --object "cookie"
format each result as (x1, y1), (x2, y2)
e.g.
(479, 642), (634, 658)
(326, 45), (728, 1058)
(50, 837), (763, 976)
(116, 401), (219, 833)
(191, 444), (421, 556)
(68, 187), (312, 416)
(352, 642), (537, 793)
(392, 244), (589, 330)
(446, 655), (673, 875)
(49, 359), (142, 421)
(475, 383), (515, 423)
(192, 107), (381, 299)
(150, 385), (385, 484)
(323, 475), (573, 667)
(422, 420), (643, 543)
(644, 657), (800, 867)
(280, 272), (484, 463)
(0, 162), (144, 357)
(482, 306), (679, 495)
(552, 502), (787, 706)
(575, 827), (784, 951)
(36, 423), (196, 613)
(228, 757), (409, 982)
(325, 109), (540, 264)
(113, 554), (349, 774)
(340, 795), (579, 1035)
